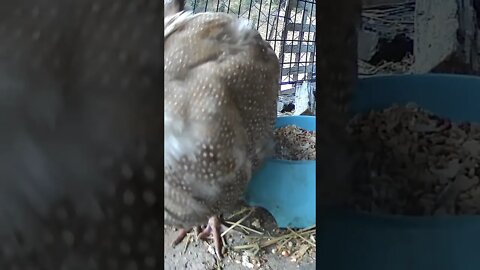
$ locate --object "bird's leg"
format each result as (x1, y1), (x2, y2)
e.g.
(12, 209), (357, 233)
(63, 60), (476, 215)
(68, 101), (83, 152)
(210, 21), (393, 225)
(172, 228), (188, 246)
(197, 215), (223, 259)
(171, 226), (202, 247)
(171, 217), (226, 258)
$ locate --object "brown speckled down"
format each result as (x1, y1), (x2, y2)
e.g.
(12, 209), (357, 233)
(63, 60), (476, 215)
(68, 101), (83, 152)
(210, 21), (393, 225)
(164, 10), (280, 230)
(0, 0), (163, 269)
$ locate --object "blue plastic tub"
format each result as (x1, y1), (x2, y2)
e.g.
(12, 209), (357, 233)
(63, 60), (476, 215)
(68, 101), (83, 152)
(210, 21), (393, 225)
(319, 74), (480, 270)
(244, 115), (316, 228)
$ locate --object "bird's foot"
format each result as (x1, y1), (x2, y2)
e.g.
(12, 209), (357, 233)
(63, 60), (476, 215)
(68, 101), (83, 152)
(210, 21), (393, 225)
(172, 228), (188, 246)
(171, 226), (201, 247)
(170, 216), (225, 259)
(198, 215), (224, 259)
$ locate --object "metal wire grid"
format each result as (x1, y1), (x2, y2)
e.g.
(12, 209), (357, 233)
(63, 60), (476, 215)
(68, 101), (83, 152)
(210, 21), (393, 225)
(185, 0), (316, 88)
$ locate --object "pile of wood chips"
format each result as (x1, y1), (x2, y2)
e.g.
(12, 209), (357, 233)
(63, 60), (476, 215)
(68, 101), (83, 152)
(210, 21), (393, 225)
(274, 125), (316, 161)
(348, 103), (480, 215)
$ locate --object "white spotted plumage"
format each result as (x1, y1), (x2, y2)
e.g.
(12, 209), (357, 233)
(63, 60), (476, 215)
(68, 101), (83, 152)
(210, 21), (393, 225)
(164, 9), (279, 230)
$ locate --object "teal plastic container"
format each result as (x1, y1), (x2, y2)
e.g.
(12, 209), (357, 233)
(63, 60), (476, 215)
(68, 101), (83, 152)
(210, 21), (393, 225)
(244, 115), (316, 228)
(319, 74), (480, 270)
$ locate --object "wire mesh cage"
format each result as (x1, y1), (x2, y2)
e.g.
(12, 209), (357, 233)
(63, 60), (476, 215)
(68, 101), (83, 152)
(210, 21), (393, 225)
(185, 0), (316, 91)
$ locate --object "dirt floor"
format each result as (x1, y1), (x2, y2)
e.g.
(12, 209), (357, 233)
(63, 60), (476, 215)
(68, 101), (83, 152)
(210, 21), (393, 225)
(164, 208), (316, 270)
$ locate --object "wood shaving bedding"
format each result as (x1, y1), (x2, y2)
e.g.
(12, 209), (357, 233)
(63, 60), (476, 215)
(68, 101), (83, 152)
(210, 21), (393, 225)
(274, 125), (316, 161)
(348, 103), (480, 215)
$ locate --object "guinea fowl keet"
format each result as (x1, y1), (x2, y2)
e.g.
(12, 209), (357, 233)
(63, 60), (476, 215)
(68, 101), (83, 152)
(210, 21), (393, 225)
(164, 0), (280, 258)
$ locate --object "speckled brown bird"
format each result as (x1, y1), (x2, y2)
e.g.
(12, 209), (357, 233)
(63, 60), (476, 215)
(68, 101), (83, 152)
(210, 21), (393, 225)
(316, 0), (368, 209)
(163, 0), (280, 258)
(0, 0), (162, 269)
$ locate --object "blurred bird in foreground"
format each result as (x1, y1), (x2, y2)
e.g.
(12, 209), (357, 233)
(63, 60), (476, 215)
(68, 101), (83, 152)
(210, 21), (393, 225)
(316, 0), (368, 210)
(164, 0), (280, 258)
(0, 0), (163, 269)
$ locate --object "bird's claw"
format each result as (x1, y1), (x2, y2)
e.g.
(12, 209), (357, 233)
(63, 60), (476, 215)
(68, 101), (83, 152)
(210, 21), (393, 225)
(171, 228), (188, 247)
(198, 216), (223, 259)
(171, 216), (224, 259)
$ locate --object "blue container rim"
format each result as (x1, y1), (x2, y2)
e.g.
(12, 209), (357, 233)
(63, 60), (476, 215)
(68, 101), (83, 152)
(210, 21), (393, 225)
(327, 209), (480, 227)
(359, 72), (480, 81)
(266, 159), (316, 164)
(277, 115), (316, 120)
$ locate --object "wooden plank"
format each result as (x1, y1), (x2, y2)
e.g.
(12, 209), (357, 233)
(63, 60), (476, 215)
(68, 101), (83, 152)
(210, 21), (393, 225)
(456, 0), (480, 71)
(283, 44), (315, 53)
(282, 64), (315, 75)
(292, 14), (309, 81)
(285, 23), (316, 32)
(412, 0), (458, 73)
(358, 30), (379, 61)
(278, 3), (293, 70)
